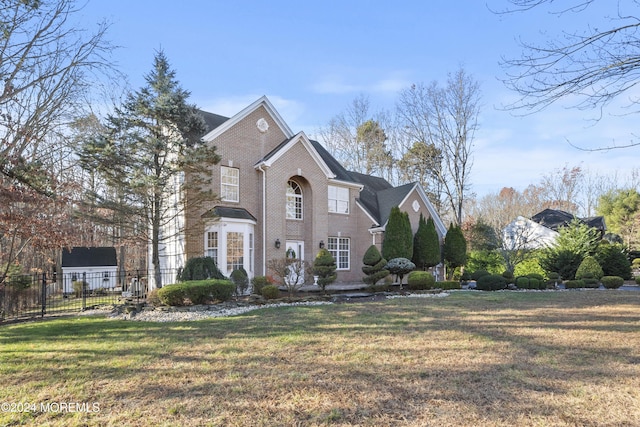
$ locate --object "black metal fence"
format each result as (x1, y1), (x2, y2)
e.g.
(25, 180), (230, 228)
(0, 269), (179, 323)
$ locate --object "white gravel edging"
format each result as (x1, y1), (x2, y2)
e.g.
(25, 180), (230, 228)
(81, 292), (451, 322)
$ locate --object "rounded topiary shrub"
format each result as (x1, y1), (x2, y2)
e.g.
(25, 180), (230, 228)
(564, 279), (586, 289)
(251, 276), (272, 295)
(157, 284), (187, 306)
(476, 274), (507, 291)
(471, 270), (490, 281)
(407, 271), (436, 290)
(601, 276), (624, 289)
(502, 271), (515, 283)
(528, 277), (542, 290)
(261, 285), (280, 300)
(515, 276), (530, 289)
(575, 255), (604, 280)
(436, 281), (461, 290)
(362, 245), (390, 286)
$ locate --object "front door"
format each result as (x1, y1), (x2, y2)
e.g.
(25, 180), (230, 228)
(285, 240), (305, 285)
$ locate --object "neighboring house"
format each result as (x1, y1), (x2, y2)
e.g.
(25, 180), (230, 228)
(503, 208), (606, 250)
(61, 247), (118, 293)
(153, 96), (447, 288)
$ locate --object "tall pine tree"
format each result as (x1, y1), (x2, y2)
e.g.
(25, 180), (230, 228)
(80, 51), (220, 287)
(413, 214), (441, 270)
(382, 206), (413, 260)
(443, 223), (467, 279)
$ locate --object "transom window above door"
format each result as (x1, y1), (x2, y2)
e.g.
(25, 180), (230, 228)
(286, 180), (303, 220)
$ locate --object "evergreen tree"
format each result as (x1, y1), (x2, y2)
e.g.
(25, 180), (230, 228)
(412, 214), (428, 269)
(424, 217), (442, 268)
(382, 207), (413, 260)
(362, 245), (390, 285)
(443, 223), (467, 278)
(80, 51), (220, 287)
(313, 248), (337, 294)
(413, 214), (441, 270)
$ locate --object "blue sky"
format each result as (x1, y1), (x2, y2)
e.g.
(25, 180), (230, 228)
(79, 0), (637, 197)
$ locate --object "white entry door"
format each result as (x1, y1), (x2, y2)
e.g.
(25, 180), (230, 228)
(285, 240), (305, 285)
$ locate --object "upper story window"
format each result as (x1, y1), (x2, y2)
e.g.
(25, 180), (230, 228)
(221, 166), (239, 202)
(286, 180), (303, 220)
(328, 185), (349, 214)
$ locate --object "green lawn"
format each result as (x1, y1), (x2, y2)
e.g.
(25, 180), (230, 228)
(1, 291), (639, 426)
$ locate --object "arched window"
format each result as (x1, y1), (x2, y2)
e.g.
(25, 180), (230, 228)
(286, 180), (303, 220)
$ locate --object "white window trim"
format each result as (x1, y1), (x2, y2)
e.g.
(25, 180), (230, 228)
(286, 180), (303, 220)
(328, 236), (350, 270)
(204, 218), (255, 278)
(328, 185), (349, 214)
(221, 166), (239, 202)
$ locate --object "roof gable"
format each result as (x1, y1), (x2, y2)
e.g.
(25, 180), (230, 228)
(255, 132), (338, 179)
(62, 247), (117, 268)
(201, 96), (293, 142)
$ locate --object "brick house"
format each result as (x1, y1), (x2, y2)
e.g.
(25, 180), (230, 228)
(156, 96), (446, 286)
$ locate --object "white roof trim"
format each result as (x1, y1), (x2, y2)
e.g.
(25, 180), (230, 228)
(356, 199), (379, 227)
(201, 95), (293, 142)
(378, 183), (447, 237)
(254, 131), (335, 179)
(329, 179), (364, 190)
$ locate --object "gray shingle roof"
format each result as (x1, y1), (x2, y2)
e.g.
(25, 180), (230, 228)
(531, 208), (606, 233)
(202, 206), (257, 222)
(62, 247), (117, 267)
(198, 110), (229, 134)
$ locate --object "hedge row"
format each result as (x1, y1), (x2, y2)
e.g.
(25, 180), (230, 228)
(156, 279), (235, 306)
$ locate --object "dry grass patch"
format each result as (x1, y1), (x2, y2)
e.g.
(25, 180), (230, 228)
(1, 291), (639, 426)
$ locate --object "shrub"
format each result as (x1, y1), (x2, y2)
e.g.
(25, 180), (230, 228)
(313, 248), (337, 294)
(575, 256), (604, 280)
(209, 280), (235, 301)
(515, 276), (530, 289)
(564, 279), (586, 289)
(596, 244), (632, 279)
(180, 256), (225, 281)
(471, 270), (490, 281)
(362, 245), (390, 286)
(502, 270), (515, 283)
(385, 257), (416, 285)
(157, 284), (186, 306)
(251, 276), (272, 295)
(72, 281), (87, 298)
(601, 276), (624, 289)
(261, 285), (280, 300)
(147, 288), (162, 306)
(636, 276), (640, 285)
(230, 268), (249, 296)
(407, 271), (435, 290)
(529, 277), (542, 289)
(476, 274), (507, 291)
(436, 281), (461, 290)
(184, 281), (211, 305)
(157, 280), (234, 306)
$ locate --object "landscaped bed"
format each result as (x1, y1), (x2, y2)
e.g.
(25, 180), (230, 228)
(1, 291), (639, 426)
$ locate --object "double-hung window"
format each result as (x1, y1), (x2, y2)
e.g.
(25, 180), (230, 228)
(221, 166), (239, 202)
(328, 237), (350, 270)
(328, 185), (349, 214)
(206, 231), (218, 261)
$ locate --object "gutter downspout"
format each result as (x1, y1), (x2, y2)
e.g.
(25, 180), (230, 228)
(258, 164), (267, 275)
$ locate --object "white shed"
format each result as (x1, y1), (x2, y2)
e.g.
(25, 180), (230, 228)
(61, 247), (118, 294)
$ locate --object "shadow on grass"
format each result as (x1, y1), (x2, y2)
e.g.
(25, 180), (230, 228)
(1, 291), (639, 426)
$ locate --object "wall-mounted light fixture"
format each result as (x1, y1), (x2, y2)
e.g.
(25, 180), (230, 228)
(319, 240), (325, 249)
(275, 238), (281, 249)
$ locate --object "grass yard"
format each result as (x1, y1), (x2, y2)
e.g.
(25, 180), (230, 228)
(1, 291), (639, 426)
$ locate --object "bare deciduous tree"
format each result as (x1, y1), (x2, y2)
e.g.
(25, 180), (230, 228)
(397, 67), (480, 225)
(319, 95), (395, 183)
(499, 0), (640, 149)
